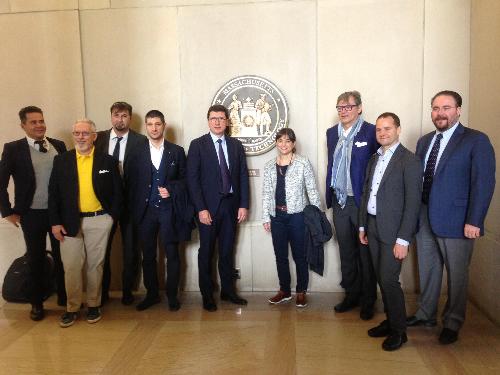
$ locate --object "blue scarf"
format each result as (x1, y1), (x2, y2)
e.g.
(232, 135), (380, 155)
(331, 117), (364, 208)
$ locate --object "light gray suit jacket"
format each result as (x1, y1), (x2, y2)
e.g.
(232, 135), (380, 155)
(359, 144), (422, 245)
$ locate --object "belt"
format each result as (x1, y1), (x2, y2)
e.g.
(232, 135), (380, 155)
(276, 205), (288, 212)
(80, 210), (106, 218)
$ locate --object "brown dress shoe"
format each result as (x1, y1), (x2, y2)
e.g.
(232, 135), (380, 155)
(268, 290), (292, 304)
(296, 292), (308, 308)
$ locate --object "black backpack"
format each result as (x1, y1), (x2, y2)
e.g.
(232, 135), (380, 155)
(2, 251), (55, 303)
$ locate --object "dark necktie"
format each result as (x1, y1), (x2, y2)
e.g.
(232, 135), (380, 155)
(217, 139), (231, 194)
(422, 133), (443, 204)
(34, 140), (47, 153)
(112, 137), (123, 160)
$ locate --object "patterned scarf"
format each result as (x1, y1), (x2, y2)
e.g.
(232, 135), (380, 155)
(331, 116), (364, 208)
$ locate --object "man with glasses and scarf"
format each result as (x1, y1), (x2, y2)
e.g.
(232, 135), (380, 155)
(325, 91), (378, 320)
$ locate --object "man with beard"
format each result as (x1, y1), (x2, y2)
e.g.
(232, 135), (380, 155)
(407, 90), (495, 345)
(126, 110), (191, 311)
(94, 102), (146, 305)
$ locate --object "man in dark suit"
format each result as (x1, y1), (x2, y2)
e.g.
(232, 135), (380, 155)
(126, 110), (191, 312)
(359, 112), (422, 351)
(49, 119), (122, 327)
(407, 91), (495, 345)
(0, 106), (67, 321)
(325, 91), (378, 319)
(94, 101), (146, 305)
(186, 104), (249, 312)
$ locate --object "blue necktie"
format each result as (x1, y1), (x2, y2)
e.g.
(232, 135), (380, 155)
(422, 133), (443, 204)
(217, 139), (231, 194)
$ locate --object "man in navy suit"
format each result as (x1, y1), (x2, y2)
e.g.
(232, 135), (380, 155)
(0, 106), (67, 321)
(326, 91), (378, 319)
(187, 104), (249, 312)
(94, 102), (147, 306)
(126, 110), (191, 312)
(407, 91), (495, 345)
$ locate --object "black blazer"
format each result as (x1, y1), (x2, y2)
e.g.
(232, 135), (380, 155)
(0, 137), (66, 217)
(94, 128), (147, 176)
(186, 133), (249, 216)
(48, 149), (123, 237)
(359, 144), (422, 245)
(125, 139), (188, 224)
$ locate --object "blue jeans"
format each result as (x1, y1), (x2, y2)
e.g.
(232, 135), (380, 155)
(270, 210), (308, 293)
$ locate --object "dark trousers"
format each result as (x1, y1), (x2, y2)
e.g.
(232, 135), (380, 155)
(197, 195), (237, 298)
(367, 216), (406, 334)
(332, 194), (377, 307)
(270, 210), (308, 293)
(138, 206), (179, 299)
(102, 211), (139, 296)
(20, 209), (65, 306)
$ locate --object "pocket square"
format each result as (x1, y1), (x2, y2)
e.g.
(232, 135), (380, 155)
(355, 141), (368, 147)
(99, 169), (109, 174)
(170, 161), (176, 166)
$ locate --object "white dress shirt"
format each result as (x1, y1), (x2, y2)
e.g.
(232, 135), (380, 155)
(149, 140), (164, 170)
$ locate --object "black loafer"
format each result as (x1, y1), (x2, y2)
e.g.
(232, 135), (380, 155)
(203, 297), (217, 312)
(382, 332), (408, 351)
(438, 328), (458, 345)
(168, 298), (181, 312)
(220, 292), (248, 305)
(30, 305), (45, 321)
(360, 305), (375, 320)
(136, 295), (161, 311)
(121, 293), (135, 306)
(406, 315), (437, 327)
(334, 297), (359, 313)
(368, 320), (391, 337)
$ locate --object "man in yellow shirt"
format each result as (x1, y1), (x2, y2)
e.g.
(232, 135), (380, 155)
(49, 119), (122, 327)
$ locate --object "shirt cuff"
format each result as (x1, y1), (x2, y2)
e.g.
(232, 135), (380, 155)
(359, 227), (365, 232)
(396, 238), (409, 247)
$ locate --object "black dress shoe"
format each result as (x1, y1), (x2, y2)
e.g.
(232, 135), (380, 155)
(136, 295), (161, 311)
(382, 332), (408, 351)
(406, 315), (437, 327)
(360, 305), (375, 320)
(334, 297), (359, 313)
(220, 292), (248, 305)
(30, 305), (45, 321)
(121, 293), (135, 306)
(439, 328), (458, 345)
(368, 320), (391, 337)
(203, 297), (217, 312)
(168, 298), (181, 312)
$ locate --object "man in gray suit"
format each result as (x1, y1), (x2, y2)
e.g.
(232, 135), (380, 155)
(359, 112), (422, 351)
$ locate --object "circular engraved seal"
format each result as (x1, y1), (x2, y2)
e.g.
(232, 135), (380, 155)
(211, 75), (289, 156)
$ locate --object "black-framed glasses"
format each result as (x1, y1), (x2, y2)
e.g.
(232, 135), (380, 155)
(336, 105), (358, 112)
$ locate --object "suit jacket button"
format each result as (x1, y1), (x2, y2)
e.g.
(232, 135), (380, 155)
(145, 198), (149, 202)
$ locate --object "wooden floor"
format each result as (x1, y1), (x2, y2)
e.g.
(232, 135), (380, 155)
(0, 292), (499, 375)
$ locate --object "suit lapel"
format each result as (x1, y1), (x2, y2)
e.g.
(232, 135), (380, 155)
(20, 139), (35, 179)
(434, 124), (465, 177)
(379, 145), (403, 189)
(366, 154), (378, 188)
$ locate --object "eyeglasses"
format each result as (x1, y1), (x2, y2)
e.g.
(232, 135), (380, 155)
(336, 105), (358, 112)
(209, 117), (227, 122)
(431, 106), (457, 112)
(72, 131), (95, 137)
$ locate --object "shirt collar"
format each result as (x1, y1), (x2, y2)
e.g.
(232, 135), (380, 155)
(435, 121), (459, 137)
(149, 139), (164, 151)
(26, 136), (49, 151)
(76, 146), (95, 159)
(111, 128), (129, 141)
(377, 142), (400, 156)
(209, 132), (225, 144)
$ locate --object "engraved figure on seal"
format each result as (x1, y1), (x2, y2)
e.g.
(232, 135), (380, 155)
(228, 94), (242, 135)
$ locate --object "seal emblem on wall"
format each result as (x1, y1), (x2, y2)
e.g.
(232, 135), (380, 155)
(212, 75), (289, 156)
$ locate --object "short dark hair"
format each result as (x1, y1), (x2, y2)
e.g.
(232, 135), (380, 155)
(431, 90), (462, 107)
(207, 104), (229, 120)
(145, 110), (165, 124)
(110, 101), (132, 116)
(19, 106), (43, 123)
(377, 112), (401, 127)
